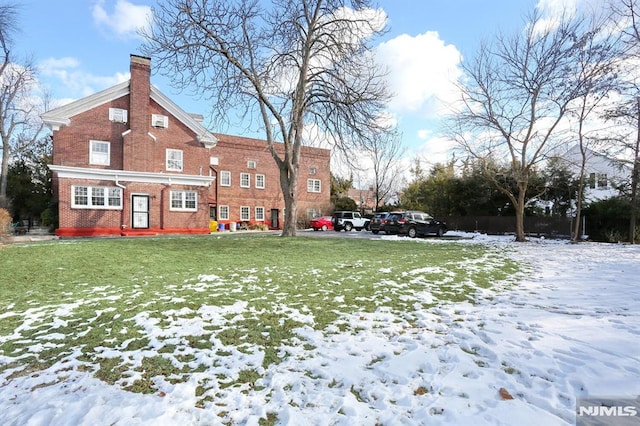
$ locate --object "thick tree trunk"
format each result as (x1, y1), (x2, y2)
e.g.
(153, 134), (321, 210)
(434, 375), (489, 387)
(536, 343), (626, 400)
(629, 99), (640, 244)
(279, 165), (298, 237)
(514, 186), (527, 242)
(572, 149), (587, 242)
(0, 132), (9, 207)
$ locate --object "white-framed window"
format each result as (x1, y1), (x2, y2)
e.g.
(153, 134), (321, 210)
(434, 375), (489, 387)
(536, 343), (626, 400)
(247, 160), (257, 169)
(240, 172), (250, 188)
(72, 186), (122, 209)
(240, 206), (250, 221)
(89, 140), (110, 166)
(219, 205), (229, 220)
(152, 114), (169, 128)
(255, 206), (265, 221)
(309, 166), (317, 175)
(109, 108), (127, 123)
(307, 208), (321, 219)
(307, 178), (321, 193)
(255, 174), (265, 189)
(170, 190), (197, 211)
(166, 149), (183, 171)
(220, 171), (231, 186)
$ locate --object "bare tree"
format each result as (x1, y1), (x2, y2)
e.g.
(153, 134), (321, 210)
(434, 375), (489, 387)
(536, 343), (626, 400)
(564, 12), (620, 242)
(607, 0), (640, 243)
(142, 0), (391, 236)
(450, 10), (604, 241)
(0, 3), (43, 209)
(361, 128), (403, 211)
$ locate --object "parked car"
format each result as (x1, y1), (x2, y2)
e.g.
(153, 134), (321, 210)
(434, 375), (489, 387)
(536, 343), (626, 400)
(384, 211), (447, 237)
(310, 216), (334, 231)
(332, 211), (370, 232)
(369, 212), (390, 234)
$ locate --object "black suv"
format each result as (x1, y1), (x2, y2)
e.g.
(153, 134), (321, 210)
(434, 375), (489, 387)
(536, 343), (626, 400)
(384, 211), (447, 237)
(331, 211), (370, 232)
(369, 212), (390, 234)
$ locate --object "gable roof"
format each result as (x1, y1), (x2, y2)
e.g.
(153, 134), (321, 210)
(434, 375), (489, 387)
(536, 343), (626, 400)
(41, 80), (218, 148)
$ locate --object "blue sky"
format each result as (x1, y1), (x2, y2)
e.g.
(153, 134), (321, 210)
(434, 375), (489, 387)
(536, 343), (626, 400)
(16, 0), (588, 172)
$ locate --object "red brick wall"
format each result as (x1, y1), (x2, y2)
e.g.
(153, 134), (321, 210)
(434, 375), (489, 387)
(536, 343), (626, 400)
(50, 55), (331, 236)
(211, 134), (331, 226)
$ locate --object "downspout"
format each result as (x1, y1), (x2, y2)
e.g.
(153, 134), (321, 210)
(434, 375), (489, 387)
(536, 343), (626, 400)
(115, 175), (127, 232)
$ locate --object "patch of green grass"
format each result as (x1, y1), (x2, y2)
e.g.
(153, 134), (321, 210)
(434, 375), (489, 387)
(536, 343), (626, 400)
(0, 235), (521, 408)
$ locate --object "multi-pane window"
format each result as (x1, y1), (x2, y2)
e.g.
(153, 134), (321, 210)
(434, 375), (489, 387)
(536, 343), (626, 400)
(89, 140), (110, 165)
(307, 178), (321, 193)
(170, 190), (197, 211)
(240, 206), (250, 221)
(72, 186), (122, 209)
(255, 206), (265, 221)
(219, 205), (230, 220)
(166, 149), (183, 171)
(255, 174), (265, 189)
(220, 171), (231, 186)
(597, 173), (608, 188)
(240, 173), (250, 188)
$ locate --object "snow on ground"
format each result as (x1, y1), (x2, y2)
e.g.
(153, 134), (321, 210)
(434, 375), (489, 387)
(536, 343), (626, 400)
(1, 234), (639, 425)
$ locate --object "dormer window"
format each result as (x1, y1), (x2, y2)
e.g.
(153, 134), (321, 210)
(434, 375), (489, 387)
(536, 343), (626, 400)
(109, 108), (127, 123)
(152, 114), (169, 128)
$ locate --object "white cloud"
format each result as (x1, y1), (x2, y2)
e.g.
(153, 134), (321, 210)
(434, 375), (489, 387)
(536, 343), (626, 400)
(39, 56), (129, 103)
(92, 0), (152, 39)
(376, 31), (463, 117)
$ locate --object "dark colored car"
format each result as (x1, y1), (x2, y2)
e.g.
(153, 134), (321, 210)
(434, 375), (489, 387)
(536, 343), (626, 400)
(384, 211), (447, 238)
(369, 212), (390, 234)
(310, 216), (334, 231)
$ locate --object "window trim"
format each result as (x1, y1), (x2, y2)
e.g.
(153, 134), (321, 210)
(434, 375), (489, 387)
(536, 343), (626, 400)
(255, 174), (265, 189)
(255, 206), (265, 221)
(240, 205), (250, 221)
(89, 140), (110, 166)
(307, 178), (321, 193)
(72, 185), (122, 210)
(152, 114), (169, 128)
(240, 172), (251, 188)
(170, 190), (198, 212)
(218, 205), (230, 220)
(108, 108), (128, 123)
(220, 170), (231, 187)
(166, 148), (184, 172)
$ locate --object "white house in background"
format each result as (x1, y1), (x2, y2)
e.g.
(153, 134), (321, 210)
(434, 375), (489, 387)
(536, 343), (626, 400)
(560, 144), (629, 202)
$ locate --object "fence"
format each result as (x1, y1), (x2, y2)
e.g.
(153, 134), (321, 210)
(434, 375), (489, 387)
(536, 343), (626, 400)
(444, 216), (574, 238)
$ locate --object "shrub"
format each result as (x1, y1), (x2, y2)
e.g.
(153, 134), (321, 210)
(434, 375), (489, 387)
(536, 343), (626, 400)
(0, 208), (13, 243)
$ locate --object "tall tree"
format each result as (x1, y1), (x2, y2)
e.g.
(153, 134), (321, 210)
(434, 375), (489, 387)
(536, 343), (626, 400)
(607, 0), (640, 243)
(142, 0), (391, 236)
(563, 11), (620, 242)
(0, 3), (43, 209)
(361, 128), (403, 211)
(449, 10), (603, 241)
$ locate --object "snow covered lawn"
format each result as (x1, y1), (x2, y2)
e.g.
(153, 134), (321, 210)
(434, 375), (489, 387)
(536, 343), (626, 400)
(0, 234), (638, 425)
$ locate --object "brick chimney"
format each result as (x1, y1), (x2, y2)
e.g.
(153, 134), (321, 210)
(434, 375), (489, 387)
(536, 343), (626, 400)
(129, 54), (151, 134)
(123, 54), (153, 171)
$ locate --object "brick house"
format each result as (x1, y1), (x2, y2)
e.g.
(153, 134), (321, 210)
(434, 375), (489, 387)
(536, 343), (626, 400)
(42, 54), (331, 237)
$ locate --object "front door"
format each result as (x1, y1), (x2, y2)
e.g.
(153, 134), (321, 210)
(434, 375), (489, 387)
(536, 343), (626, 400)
(270, 209), (279, 229)
(132, 195), (150, 229)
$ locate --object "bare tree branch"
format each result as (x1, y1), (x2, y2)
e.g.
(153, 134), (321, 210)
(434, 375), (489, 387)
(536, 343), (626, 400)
(141, 0), (391, 235)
